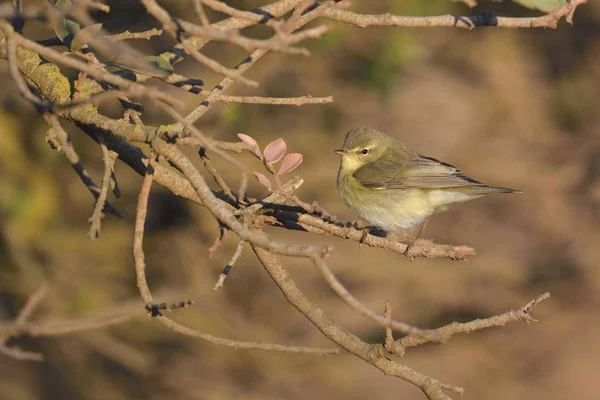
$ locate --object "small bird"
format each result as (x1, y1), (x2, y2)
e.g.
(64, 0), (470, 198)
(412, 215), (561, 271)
(335, 127), (521, 256)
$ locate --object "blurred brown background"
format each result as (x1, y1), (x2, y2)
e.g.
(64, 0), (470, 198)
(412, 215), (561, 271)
(1, 0), (600, 399)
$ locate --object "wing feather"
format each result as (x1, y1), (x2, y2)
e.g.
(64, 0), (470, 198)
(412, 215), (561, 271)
(353, 155), (487, 190)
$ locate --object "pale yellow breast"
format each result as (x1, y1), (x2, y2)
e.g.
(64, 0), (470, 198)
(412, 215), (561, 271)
(339, 155), (364, 173)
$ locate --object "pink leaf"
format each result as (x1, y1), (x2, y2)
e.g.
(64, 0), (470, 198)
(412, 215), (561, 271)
(263, 138), (287, 164)
(278, 153), (303, 175)
(237, 133), (262, 159)
(252, 172), (272, 191)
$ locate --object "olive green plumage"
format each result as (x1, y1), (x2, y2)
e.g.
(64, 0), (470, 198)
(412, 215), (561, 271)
(335, 127), (520, 232)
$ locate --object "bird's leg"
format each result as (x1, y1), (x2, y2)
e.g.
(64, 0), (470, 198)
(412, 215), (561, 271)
(403, 214), (431, 257)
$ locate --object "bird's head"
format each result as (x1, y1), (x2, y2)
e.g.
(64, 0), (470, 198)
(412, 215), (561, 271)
(334, 127), (391, 172)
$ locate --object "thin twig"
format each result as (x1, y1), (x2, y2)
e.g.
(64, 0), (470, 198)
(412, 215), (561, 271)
(139, 0), (179, 37)
(199, 147), (236, 202)
(212, 94), (333, 105)
(178, 19), (313, 56)
(88, 136), (119, 240)
(213, 241), (245, 291)
(387, 292), (552, 356)
(199, 0), (278, 26)
(109, 28), (163, 41)
(11, 32), (181, 107)
(383, 301), (394, 352)
(45, 115), (122, 217)
(15, 283), (49, 325)
(1, 22), (45, 107)
(208, 224), (227, 258)
(181, 48), (269, 127)
(311, 256), (444, 340)
(322, 0), (587, 29)
(0, 343), (43, 361)
(193, 0), (211, 27)
(157, 102), (249, 172)
(182, 41), (259, 87)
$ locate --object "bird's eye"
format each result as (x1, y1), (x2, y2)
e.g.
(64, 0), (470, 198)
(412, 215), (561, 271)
(361, 148), (369, 155)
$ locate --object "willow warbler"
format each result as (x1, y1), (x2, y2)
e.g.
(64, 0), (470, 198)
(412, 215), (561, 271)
(335, 127), (521, 255)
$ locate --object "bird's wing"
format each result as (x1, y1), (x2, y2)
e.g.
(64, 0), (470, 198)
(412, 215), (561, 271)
(353, 156), (486, 190)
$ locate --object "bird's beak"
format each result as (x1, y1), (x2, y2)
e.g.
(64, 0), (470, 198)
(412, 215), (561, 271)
(334, 148), (348, 155)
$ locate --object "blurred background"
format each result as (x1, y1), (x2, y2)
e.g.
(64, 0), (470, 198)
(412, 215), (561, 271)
(1, 0), (600, 399)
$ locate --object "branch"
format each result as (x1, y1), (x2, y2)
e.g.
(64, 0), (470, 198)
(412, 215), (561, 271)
(173, 0), (307, 58)
(198, 0), (280, 26)
(179, 1), (339, 127)
(154, 141), (331, 258)
(88, 136), (119, 240)
(198, 147), (235, 202)
(387, 292), (551, 356)
(182, 41), (260, 87)
(322, 0), (586, 29)
(9, 31), (181, 107)
(132, 148), (339, 355)
(311, 256), (444, 340)
(213, 240), (245, 291)
(45, 115), (123, 218)
(252, 246), (463, 399)
(109, 28), (163, 41)
(212, 94), (334, 105)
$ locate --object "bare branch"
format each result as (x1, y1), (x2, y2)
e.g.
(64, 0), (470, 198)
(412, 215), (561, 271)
(383, 301), (394, 351)
(45, 115), (123, 218)
(132, 149), (339, 355)
(180, 1), (339, 127)
(311, 256), (444, 340)
(175, 0), (306, 56)
(182, 48), (269, 126)
(14, 283), (49, 325)
(199, 0), (277, 25)
(109, 28), (163, 41)
(0, 343), (43, 361)
(139, 0), (179, 37)
(199, 147), (236, 202)
(193, 0), (211, 27)
(388, 292), (552, 355)
(88, 136), (119, 240)
(213, 94), (334, 105)
(252, 246), (463, 399)
(154, 141), (331, 258)
(178, 19), (315, 56)
(11, 32), (181, 107)
(213, 240), (245, 291)
(0, 306), (137, 338)
(322, 0), (586, 29)
(182, 41), (259, 87)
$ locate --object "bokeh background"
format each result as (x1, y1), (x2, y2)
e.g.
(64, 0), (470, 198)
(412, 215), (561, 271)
(1, 0), (600, 399)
